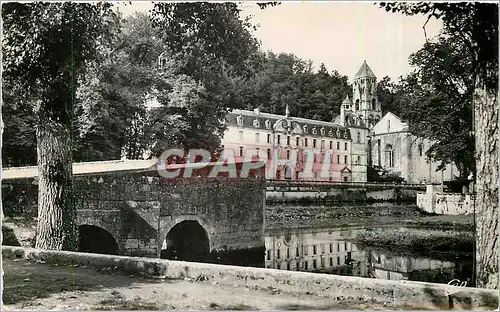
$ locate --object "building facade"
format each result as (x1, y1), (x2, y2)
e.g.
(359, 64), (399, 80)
(222, 60), (455, 183)
(368, 112), (456, 184)
(222, 107), (358, 181)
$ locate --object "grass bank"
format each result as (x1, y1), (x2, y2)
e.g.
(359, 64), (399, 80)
(354, 228), (474, 262)
(265, 204), (474, 231)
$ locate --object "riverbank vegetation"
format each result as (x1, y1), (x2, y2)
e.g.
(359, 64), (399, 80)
(355, 228), (474, 261)
(265, 204), (474, 231)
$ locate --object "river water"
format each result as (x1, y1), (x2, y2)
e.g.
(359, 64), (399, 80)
(263, 203), (474, 285)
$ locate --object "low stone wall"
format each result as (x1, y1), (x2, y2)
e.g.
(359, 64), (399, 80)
(417, 185), (474, 215)
(2, 246), (497, 310)
(266, 187), (418, 203)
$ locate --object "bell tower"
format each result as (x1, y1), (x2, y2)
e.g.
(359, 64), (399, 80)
(352, 61), (382, 128)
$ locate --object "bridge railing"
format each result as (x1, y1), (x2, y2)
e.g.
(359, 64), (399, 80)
(265, 179), (426, 189)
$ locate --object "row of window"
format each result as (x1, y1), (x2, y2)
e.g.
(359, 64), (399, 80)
(237, 147), (359, 165)
(267, 242), (350, 261)
(236, 115), (350, 138)
(272, 253), (353, 271)
(239, 131), (361, 148)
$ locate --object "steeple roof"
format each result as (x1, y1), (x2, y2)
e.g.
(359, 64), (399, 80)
(342, 95), (352, 105)
(354, 60), (376, 79)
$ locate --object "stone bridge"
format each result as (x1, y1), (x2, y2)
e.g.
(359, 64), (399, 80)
(2, 160), (266, 266)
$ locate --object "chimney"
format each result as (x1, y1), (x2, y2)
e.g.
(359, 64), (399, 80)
(254, 108), (260, 115)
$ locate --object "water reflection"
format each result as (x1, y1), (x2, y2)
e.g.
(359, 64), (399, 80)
(264, 226), (473, 284)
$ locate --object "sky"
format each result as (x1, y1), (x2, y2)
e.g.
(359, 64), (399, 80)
(116, 1), (442, 82)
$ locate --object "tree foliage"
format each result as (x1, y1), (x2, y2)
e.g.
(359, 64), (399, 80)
(73, 12), (163, 161)
(239, 52), (351, 122)
(147, 2), (261, 157)
(379, 1), (498, 290)
(2, 2), (117, 250)
(376, 3), (492, 178)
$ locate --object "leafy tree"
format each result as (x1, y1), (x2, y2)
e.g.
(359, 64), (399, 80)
(2, 2), (117, 250)
(240, 53), (351, 121)
(257, 2), (281, 9)
(2, 81), (37, 167)
(379, 1), (498, 289)
(377, 76), (405, 117)
(74, 12), (163, 161)
(148, 2), (260, 157)
(404, 31), (475, 179)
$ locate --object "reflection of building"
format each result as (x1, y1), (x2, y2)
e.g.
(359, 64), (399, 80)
(264, 226), (465, 284)
(365, 249), (457, 281)
(264, 228), (365, 274)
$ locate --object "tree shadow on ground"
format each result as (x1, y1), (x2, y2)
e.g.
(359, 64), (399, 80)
(2, 226), (22, 246)
(422, 285), (498, 310)
(2, 258), (174, 307)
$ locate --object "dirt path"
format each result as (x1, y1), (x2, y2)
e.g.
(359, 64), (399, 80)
(3, 259), (413, 310)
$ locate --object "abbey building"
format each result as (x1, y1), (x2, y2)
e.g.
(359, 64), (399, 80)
(222, 61), (455, 183)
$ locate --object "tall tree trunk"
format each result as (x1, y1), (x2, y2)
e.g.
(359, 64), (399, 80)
(35, 119), (77, 251)
(1, 97), (4, 310)
(474, 86), (499, 289)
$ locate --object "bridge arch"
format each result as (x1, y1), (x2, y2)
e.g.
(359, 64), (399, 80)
(78, 224), (120, 255)
(160, 218), (210, 262)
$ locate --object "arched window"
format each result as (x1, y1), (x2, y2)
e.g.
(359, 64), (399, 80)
(355, 99), (360, 111)
(236, 115), (244, 126)
(372, 98), (376, 110)
(385, 144), (394, 168)
(418, 143), (423, 156)
(377, 139), (382, 167)
(387, 120), (391, 132)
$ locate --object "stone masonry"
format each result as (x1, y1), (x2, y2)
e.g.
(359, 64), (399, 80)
(2, 171), (266, 259)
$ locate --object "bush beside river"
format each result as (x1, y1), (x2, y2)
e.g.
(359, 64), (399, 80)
(354, 228), (474, 261)
(265, 204), (474, 231)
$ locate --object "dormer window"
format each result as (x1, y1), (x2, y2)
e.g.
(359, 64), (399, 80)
(253, 119), (260, 128)
(236, 115), (244, 126)
(328, 129), (333, 136)
(320, 127), (325, 136)
(265, 119), (271, 129)
(336, 129), (341, 137)
(344, 131), (349, 139)
(303, 125), (308, 133)
(312, 127), (317, 135)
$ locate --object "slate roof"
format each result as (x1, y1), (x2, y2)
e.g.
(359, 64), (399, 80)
(342, 95), (352, 105)
(354, 61), (377, 79)
(226, 109), (352, 140)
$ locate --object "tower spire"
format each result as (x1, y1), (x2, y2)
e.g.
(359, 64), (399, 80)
(285, 104), (290, 118)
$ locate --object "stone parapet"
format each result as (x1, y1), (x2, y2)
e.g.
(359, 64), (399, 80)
(2, 246), (497, 310)
(417, 185), (475, 215)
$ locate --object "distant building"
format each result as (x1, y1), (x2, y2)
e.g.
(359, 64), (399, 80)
(222, 106), (358, 182)
(173, 59), (456, 183)
(367, 112), (456, 183)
